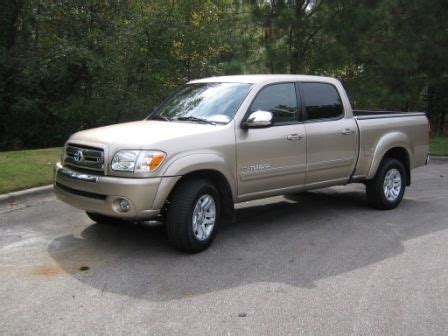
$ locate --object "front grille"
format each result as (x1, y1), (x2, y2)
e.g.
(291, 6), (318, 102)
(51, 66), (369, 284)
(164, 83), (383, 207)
(64, 143), (105, 173)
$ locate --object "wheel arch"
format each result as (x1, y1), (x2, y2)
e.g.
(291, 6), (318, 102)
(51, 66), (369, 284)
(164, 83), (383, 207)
(367, 133), (412, 186)
(382, 147), (411, 185)
(153, 153), (236, 220)
(166, 169), (235, 220)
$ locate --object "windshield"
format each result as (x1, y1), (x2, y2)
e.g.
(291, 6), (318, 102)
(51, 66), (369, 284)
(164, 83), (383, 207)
(148, 82), (253, 124)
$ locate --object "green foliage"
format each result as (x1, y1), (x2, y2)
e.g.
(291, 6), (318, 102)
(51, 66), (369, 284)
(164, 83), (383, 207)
(0, 0), (229, 150)
(1, 0), (447, 151)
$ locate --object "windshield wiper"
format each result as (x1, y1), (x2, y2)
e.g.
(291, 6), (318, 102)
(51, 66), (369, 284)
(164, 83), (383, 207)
(148, 115), (171, 121)
(174, 116), (216, 125)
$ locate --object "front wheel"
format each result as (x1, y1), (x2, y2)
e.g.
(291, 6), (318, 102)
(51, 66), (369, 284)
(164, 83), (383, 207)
(166, 178), (220, 253)
(366, 158), (406, 210)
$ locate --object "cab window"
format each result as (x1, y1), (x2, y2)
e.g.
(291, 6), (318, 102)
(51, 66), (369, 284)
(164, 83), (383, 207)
(301, 83), (343, 120)
(250, 83), (298, 124)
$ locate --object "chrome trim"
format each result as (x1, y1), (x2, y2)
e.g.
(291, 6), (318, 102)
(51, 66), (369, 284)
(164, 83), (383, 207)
(65, 143), (105, 172)
(341, 129), (355, 135)
(244, 110), (274, 128)
(56, 166), (98, 183)
(287, 133), (303, 140)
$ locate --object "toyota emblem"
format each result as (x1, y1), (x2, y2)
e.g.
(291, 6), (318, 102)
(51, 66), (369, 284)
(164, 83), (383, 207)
(73, 150), (84, 162)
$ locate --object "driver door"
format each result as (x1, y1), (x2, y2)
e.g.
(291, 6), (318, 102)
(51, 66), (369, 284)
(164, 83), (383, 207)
(235, 82), (307, 199)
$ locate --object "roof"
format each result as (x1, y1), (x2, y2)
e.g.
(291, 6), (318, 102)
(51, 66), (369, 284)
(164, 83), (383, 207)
(188, 74), (337, 85)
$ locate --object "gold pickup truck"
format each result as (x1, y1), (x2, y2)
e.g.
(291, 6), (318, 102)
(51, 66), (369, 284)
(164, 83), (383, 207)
(54, 75), (429, 253)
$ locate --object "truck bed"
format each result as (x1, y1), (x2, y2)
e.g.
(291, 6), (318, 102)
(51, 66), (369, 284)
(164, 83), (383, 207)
(353, 110), (426, 120)
(352, 110), (429, 180)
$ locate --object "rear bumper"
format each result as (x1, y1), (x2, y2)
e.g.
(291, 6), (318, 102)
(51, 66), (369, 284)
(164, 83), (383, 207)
(53, 162), (179, 220)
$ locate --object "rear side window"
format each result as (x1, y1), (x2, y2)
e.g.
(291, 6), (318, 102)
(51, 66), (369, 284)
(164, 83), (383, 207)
(250, 83), (298, 124)
(301, 83), (343, 120)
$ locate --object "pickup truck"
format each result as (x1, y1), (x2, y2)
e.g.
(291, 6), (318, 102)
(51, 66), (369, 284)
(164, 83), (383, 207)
(54, 75), (429, 253)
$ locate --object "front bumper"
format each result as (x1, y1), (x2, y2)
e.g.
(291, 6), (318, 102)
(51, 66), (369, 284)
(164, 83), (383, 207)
(53, 162), (179, 220)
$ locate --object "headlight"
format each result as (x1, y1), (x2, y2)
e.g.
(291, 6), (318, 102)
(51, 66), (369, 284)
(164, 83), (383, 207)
(111, 150), (166, 172)
(111, 150), (139, 171)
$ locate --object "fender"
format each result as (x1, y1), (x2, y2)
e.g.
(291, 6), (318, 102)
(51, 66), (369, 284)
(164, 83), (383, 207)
(366, 132), (413, 180)
(152, 153), (237, 209)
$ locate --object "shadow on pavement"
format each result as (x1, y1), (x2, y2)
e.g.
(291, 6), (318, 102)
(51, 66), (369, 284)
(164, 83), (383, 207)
(48, 187), (445, 301)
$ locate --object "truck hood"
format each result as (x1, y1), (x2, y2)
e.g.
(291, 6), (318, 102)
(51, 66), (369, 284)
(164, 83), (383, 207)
(69, 120), (221, 149)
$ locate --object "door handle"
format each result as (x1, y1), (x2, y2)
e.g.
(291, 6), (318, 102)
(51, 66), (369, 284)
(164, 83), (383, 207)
(341, 129), (354, 135)
(287, 134), (303, 141)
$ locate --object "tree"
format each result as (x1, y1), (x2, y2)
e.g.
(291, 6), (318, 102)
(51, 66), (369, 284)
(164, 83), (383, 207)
(1, 0), (447, 150)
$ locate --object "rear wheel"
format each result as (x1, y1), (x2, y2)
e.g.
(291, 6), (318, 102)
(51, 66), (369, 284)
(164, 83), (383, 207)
(366, 158), (406, 210)
(166, 178), (220, 253)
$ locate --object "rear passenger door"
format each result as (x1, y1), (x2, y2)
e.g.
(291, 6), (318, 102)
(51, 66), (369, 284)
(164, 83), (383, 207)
(299, 82), (358, 186)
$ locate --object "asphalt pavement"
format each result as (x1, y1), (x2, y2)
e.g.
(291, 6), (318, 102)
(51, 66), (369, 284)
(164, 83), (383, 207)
(1, 162), (447, 335)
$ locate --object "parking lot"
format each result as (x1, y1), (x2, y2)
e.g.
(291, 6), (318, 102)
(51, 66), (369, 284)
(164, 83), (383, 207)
(1, 162), (447, 335)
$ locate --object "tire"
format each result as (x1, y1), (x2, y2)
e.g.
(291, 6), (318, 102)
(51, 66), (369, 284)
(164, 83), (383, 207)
(85, 211), (124, 224)
(166, 178), (220, 253)
(366, 158), (406, 210)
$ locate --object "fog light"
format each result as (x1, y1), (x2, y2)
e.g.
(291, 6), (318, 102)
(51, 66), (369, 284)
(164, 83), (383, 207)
(119, 198), (130, 212)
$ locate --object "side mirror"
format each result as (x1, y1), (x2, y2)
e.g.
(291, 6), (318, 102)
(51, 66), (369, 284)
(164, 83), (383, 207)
(242, 111), (273, 129)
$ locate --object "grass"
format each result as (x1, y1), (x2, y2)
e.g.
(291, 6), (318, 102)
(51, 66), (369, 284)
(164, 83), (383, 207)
(0, 147), (61, 194)
(430, 135), (448, 156)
